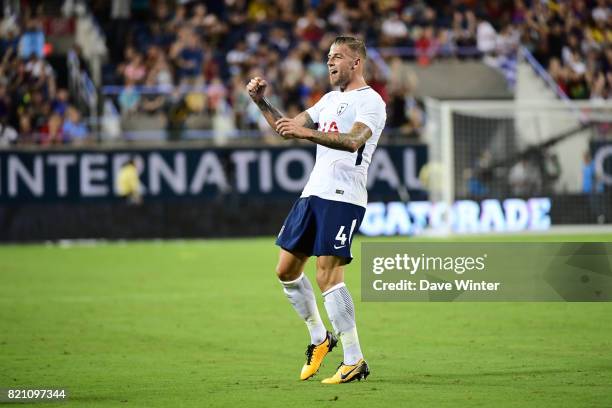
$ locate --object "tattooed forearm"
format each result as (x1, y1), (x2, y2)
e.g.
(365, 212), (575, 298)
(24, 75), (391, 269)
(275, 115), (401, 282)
(256, 97), (283, 122)
(303, 122), (372, 153)
(246, 77), (287, 137)
(255, 97), (285, 136)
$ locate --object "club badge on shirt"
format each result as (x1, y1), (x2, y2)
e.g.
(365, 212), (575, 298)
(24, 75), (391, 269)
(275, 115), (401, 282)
(337, 103), (348, 116)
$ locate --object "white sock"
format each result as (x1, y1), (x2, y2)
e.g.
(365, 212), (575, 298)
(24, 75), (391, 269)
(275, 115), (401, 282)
(323, 282), (363, 365)
(280, 274), (327, 345)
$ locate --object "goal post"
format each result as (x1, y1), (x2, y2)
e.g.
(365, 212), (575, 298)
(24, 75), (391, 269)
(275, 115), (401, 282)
(423, 99), (612, 231)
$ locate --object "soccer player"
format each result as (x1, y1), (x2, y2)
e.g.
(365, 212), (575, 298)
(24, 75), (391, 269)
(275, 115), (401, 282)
(246, 36), (386, 384)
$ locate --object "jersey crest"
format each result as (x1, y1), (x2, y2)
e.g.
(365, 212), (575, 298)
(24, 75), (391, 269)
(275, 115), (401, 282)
(337, 103), (349, 116)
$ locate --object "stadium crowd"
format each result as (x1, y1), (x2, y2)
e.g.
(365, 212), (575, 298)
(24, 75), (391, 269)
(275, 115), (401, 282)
(98, 0), (612, 140)
(0, 0), (610, 145)
(0, 10), (91, 147)
(523, 0), (611, 101)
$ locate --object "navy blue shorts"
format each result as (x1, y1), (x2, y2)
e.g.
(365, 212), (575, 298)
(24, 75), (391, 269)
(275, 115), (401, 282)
(275, 196), (366, 263)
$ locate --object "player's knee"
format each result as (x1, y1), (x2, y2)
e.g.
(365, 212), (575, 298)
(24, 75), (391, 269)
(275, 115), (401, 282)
(275, 262), (299, 282)
(315, 272), (328, 291)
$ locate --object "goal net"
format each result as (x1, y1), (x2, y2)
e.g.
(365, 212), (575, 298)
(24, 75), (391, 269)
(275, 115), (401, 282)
(423, 99), (612, 230)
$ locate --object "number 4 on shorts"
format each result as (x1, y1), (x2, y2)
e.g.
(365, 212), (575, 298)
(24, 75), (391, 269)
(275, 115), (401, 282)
(335, 219), (357, 248)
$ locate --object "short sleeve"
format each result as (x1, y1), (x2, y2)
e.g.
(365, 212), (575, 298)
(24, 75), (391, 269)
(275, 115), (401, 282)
(355, 94), (386, 134)
(305, 93), (329, 124)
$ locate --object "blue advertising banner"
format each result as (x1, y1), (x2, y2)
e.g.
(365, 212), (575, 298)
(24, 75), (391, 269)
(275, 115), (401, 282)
(0, 145), (428, 203)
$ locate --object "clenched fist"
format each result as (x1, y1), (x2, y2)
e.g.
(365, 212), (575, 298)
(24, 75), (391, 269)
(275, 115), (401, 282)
(246, 77), (267, 102)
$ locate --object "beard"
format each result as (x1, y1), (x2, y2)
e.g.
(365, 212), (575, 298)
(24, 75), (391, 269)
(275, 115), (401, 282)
(330, 69), (351, 89)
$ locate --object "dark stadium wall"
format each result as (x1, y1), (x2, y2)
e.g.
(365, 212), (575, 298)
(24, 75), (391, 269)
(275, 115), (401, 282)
(0, 144), (426, 242)
(0, 198), (295, 242)
(1, 144), (609, 242)
(0, 194), (608, 242)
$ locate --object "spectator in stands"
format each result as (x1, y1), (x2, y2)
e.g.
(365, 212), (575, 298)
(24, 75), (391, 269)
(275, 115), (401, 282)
(280, 48), (304, 93)
(197, 43), (216, 78)
(18, 18), (44, 60)
(0, 117), (18, 147)
(0, 16), (20, 57)
(62, 106), (90, 144)
(226, 41), (250, 76)
(118, 79), (141, 115)
(268, 27), (291, 55)
(229, 74), (252, 130)
(18, 114), (34, 144)
(207, 76), (228, 113)
(195, 3), (227, 44)
(184, 79), (207, 115)
(592, 0), (609, 22)
(327, 1), (352, 33)
(549, 57), (568, 94)
(453, 9), (477, 51)
(295, 9), (325, 43)
(25, 53), (50, 79)
(567, 66), (589, 99)
(497, 24), (521, 56)
(437, 29), (455, 57)
(25, 89), (50, 130)
(146, 46), (173, 89)
(141, 76), (167, 115)
(39, 113), (64, 145)
(0, 84), (10, 122)
(190, 3), (218, 34)
(306, 49), (328, 82)
(408, 4), (437, 27)
(512, 0), (528, 25)
(149, 1), (174, 48)
(381, 11), (409, 46)
(415, 26), (439, 65)
(122, 50), (147, 85)
(589, 71), (609, 102)
(168, 4), (187, 32)
(173, 28), (204, 83)
(51, 88), (69, 116)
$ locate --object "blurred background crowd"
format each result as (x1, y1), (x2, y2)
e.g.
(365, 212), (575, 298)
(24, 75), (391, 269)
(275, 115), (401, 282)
(0, 0), (610, 146)
(0, 10), (91, 146)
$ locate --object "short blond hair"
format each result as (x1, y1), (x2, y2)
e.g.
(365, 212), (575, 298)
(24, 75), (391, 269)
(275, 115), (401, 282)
(332, 36), (366, 59)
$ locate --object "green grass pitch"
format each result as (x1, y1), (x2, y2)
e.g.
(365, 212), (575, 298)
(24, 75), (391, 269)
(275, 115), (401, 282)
(1, 234), (611, 407)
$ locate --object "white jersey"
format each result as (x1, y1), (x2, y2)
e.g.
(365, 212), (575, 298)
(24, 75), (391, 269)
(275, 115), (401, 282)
(302, 86), (386, 208)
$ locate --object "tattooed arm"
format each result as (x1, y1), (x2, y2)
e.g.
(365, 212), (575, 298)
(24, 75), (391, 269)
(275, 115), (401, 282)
(255, 97), (284, 132)
(246, 77), (316, 138)
(275, 119), (372, 153)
